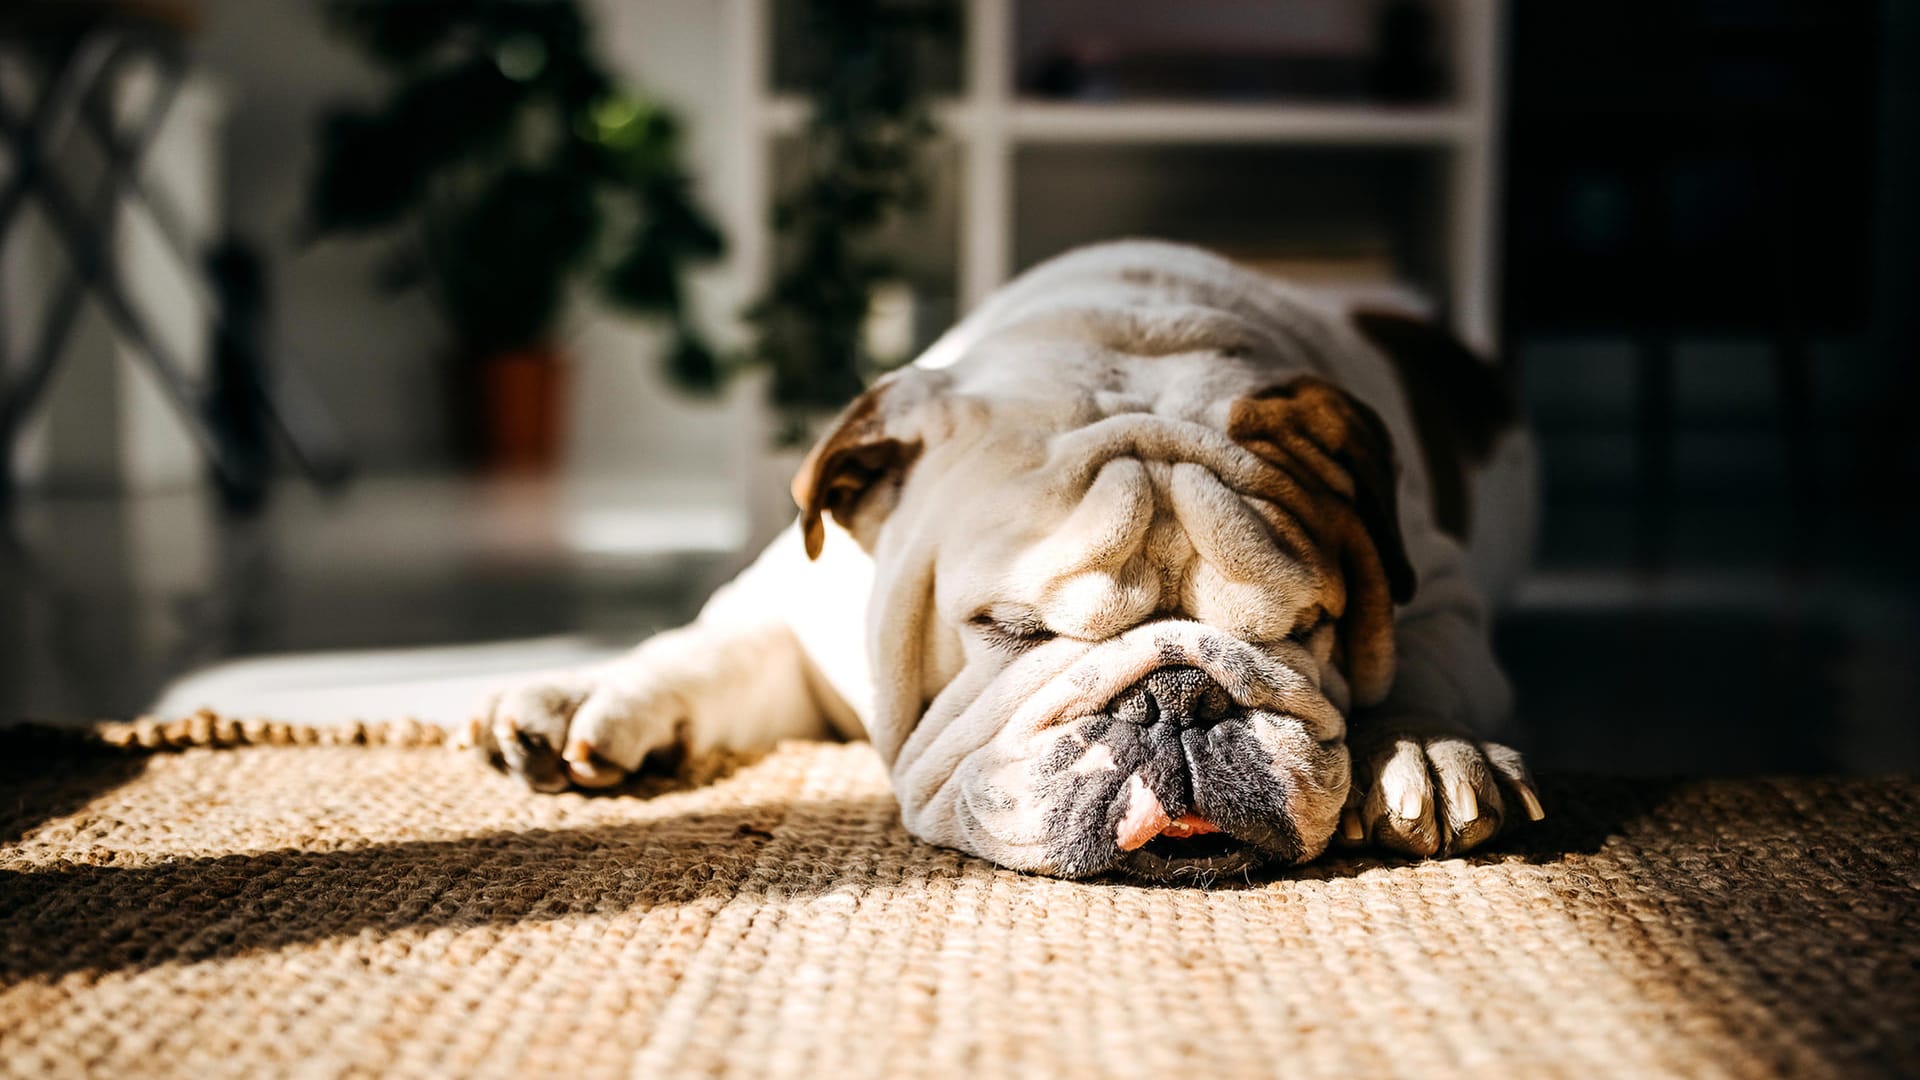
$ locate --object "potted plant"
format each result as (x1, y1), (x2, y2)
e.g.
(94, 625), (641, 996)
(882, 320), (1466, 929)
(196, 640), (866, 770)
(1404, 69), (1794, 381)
(304, 0), (723, 470)
(749, 0), (956, 445)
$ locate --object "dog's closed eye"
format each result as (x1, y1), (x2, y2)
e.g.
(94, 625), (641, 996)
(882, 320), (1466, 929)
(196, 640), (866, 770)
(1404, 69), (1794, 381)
(969, 606), (1057, 652)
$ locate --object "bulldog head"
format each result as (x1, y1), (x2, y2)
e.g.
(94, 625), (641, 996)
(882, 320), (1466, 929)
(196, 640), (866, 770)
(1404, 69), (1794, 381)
(792, 312), (1414, 879)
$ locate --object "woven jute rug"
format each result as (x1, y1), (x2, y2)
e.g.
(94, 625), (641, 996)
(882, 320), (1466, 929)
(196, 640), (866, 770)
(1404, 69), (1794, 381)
(2, 718), (1917, 1080)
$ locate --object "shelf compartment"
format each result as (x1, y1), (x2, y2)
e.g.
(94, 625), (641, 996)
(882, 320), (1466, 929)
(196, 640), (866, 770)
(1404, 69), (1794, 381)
(1011, 142), (1450, 310)
(1013, 0), (1458, 107)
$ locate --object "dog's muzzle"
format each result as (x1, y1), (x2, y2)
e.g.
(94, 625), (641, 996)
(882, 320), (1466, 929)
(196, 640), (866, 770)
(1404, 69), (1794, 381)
(1034, 629), (1348, 878)
(1089, 665), (1260, 868)
(918, 621), (1346, 881)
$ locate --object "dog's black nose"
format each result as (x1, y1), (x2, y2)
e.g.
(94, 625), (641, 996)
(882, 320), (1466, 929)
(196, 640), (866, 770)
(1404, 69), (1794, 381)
(1109, 666), (1237, 728)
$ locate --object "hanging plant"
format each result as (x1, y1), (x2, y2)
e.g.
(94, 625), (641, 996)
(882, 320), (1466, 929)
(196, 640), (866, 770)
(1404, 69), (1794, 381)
(748, 0), (958, 441)
(304, 0), (726, 391)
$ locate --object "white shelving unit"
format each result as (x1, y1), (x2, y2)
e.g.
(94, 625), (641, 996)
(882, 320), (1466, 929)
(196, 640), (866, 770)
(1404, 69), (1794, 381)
(724, 0), (1505, 352)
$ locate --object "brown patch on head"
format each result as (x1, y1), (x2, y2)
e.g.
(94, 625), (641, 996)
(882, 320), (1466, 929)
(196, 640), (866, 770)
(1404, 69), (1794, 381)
(792, 373), (928, 559)
(1351, 310), (1516, 538)
(1227, 376), (1415, 706)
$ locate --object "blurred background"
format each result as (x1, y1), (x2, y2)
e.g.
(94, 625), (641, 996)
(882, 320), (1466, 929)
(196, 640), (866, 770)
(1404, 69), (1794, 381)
(1, 0), (1914, 775)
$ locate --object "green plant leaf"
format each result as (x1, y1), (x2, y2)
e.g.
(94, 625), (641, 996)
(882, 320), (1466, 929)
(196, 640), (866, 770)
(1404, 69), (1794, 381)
(310, 0), (727, 384)
(385, 58), (528, 173)
(646, 183), (726, 260)
(600, 240), (680, 315)
(666, 333), (722, 393)
(436, 167), (600, 354)
(304, 109), (423, 233)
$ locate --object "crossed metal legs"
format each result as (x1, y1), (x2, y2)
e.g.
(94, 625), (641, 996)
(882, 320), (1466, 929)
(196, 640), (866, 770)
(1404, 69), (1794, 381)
(0, 21), (351, 503)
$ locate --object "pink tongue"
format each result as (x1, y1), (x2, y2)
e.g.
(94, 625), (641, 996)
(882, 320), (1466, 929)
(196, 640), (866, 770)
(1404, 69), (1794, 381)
(1115, 775), (1222, 852)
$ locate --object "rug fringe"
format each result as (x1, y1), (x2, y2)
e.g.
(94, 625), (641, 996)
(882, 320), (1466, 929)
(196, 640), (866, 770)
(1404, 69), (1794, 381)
(6, 711), (453, 753)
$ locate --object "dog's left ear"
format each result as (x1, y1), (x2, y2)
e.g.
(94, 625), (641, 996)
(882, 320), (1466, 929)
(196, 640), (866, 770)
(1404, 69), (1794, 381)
(1228, 375), (1414, 706)
(792, 369), (949, 559)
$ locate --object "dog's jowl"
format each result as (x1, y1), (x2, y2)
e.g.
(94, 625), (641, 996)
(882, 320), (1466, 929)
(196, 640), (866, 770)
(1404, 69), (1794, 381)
(476, 240), (1543, 880)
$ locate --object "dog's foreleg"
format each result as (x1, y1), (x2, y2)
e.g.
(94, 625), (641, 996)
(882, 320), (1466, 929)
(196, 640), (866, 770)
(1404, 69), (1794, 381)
(475, 523), (866, 791)
(1341, 542), (1543, 856)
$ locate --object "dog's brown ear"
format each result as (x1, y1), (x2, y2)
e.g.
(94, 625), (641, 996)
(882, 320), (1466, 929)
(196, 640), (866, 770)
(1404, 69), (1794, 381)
(792, 370), (943, 560)
(1228, 376), (1414, 706)
(1350, 309), (1515, 538)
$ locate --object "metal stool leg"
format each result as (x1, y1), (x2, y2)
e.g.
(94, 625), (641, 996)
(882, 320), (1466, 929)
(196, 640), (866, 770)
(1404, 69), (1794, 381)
(0, 32), (127, 500)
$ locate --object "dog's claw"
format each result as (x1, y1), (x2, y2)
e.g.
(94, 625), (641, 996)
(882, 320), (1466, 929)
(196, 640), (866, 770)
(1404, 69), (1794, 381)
(1340, 809), (1365, 843)
(1516, 782), (1546, 822)
(1449, 779), (1479, 823)
(1390, 780), (1426, 821)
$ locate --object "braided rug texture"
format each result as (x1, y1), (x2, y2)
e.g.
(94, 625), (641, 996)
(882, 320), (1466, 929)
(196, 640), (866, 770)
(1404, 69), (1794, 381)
(2, 719), (1917, 1080)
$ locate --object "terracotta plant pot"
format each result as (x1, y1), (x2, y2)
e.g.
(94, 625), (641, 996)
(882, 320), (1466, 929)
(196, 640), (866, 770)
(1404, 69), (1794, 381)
(477, 346), (569, 472)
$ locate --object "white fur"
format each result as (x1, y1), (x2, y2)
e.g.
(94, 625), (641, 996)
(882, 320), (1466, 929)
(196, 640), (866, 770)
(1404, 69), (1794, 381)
(481, 241), (1536, 869)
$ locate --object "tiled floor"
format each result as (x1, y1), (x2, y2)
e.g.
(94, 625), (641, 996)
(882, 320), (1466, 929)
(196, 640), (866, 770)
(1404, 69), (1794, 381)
(4, 475), (1916, 775)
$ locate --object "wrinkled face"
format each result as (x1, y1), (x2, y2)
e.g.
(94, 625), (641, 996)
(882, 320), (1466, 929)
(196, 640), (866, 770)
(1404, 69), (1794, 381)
(797, 320), (1412, 880)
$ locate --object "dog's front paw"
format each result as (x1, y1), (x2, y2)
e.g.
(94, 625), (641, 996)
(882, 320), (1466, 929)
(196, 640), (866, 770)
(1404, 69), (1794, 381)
(465, 665), (684, 793)
(1338, 720), (1543, 857)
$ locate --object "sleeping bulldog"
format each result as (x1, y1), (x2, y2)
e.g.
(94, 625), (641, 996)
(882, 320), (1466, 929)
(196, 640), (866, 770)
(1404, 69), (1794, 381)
(473, 240), (1542, 880)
